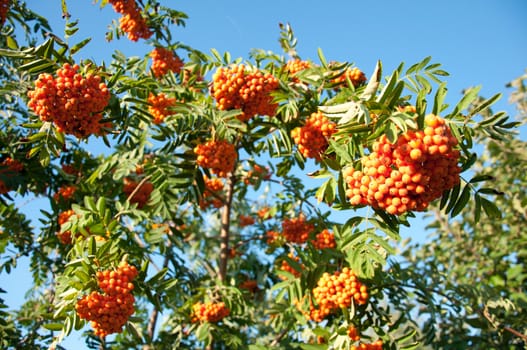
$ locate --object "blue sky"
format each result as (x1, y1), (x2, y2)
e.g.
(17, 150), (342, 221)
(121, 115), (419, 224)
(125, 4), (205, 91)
(2, 1), (526, 348)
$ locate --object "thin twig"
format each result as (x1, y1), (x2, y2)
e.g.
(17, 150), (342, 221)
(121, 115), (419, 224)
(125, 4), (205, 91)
(479, 308), (527, 342)
(146, 242), (172, 343)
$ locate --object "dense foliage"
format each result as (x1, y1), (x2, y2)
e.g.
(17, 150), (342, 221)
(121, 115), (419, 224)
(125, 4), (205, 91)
(0, 1), (524, 349)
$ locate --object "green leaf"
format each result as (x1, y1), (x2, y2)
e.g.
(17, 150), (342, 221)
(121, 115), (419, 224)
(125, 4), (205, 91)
(317, 47), (327, 67)
(449, 86), (481, 117)
(328, 139), (352, 163)
(6, 36), (18, 50)
(396, 329), (417, 344)
(450, 184), (470, 217)
(432, 82), (447, 115)
(480, 197), (501, 219)
(470, 93), (501, 117)
(469, 174), (494, 183)
(300, 344), (327, 350)
(70, 38), (92, 55)
(196, 322), (211, 342)
(42, 323), (65, 331)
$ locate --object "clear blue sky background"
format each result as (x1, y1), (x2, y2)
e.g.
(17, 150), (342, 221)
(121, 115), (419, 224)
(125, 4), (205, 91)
(2, 1), (526, 348)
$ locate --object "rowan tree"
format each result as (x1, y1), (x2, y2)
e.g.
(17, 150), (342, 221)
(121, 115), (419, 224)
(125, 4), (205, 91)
(0, 1), (523, 350)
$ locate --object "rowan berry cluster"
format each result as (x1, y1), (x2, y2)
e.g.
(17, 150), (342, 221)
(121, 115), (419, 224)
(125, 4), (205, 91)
(0, 181), (7, 194)
(108, 0), (152, 41)
(53, 184), (77, 203)
(311, 229), (336, 249)
(194, 139), (237, 177)
(239, 279), (259, 293)
(148, 92), (176, 124)
(150, 47), (184, 78)
(0, 0), (9, 26)
(239, 214), (255, 227)
(278, 253), (303, 280)
(123, 177), (154, 208)
(265, 230), (280, 245)
(76, 262), (138, 338)
(347, 325), (360, 341)
(281, 214), (314, 244)
(291, 111), (337, 161)
(61, 164), (80, 177)
(27, 63), (110, 138)
(243, 164), (271, 185)
(0, 157), (23, 194)
(57, 209), (76, 244)
(344, 114), (460, 215)
(350, 340), (383, 350)
(191, 301), (230, 323)
(211, 64), (279, 122)
(310, 267), (369, 322)
(284, 59), (312, 82)
(332, 67), (367, 88)
(257, 207), (271, 220)
(0, 157), (22, 172)
(199, 176), (224, 209)
(96, 262), (138, 296)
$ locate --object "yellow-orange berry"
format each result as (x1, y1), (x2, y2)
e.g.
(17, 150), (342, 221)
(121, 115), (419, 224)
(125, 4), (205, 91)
(147, 92), (176, 124)
(76, 261), (138, 337)
(281, 214), (314, 244)
(310, 267), (369, 321)
(278, 253), (303, 280)
(212, 64), (279, 121)
(199, 176), (224, 209)
(108, 0), (152, 41)
(291, 111), (336, 161)
(27, 63), (110, 138)
(284, 59), (312, 82)
(348, 325), (360, 341)
(194, 140), (237, 178)
(57, 209), (76, 244)
(191, 301), (230, 323)
(150, 47), (183, 78)
(332, 67), (367, 89)
(345, 115), (460, 215)
(53, 184), (77, 203)
(311, 229), (336, 249)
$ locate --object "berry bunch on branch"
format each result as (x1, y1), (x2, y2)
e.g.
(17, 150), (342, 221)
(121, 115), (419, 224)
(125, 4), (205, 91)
(27, 63), (111, 138)
(0, 157), (23, 194)
(150, 47), (184, 78)
(123, 177), (154, 208)
(194, 139), (237, 178)
(292, 111), (337, 161)
(108, 0), (152, 41)
(148, 92), (176, 124)
(191, 301), (230, 323)
(309, 267), (369, 322)
(344, 114), (461, 214)
(212, 64), (279, 121)
(76, 262), (138, 337)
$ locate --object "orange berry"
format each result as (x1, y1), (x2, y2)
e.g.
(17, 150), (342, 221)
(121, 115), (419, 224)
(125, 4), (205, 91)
(194, 140), (237, 178)
(27, 63), (110, 138)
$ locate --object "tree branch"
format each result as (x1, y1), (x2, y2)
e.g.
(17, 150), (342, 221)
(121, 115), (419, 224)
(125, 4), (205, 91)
(145, 245), (171, 344)
(218, 172), (236, 282)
